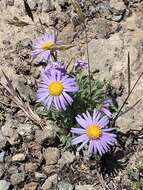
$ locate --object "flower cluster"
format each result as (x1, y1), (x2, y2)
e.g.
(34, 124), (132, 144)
(32, 32), (116, 156)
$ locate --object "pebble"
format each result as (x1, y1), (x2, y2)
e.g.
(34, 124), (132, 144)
(0, 133), (7, 148)
(1, 120), (14, 137)
(0, 180), (11, 190)
(35, 126), (56, 145)
(42, 0), (55, 13)
(25, 163), (38, 173)
(10, 172), (25, 185)
(17, 123), (33, 141)
(58, 151), (75, 168)
(24, 182), (38, 190)
(42, 174), (58, 190)
(7, 132), (20, 146)
(75, 185), (94, 190)
(58, 181), (74, 190)
(43, 147), (60, 165)
(12, 153), (26, 162)
(35, 172), (46, 179)
(0, 165), (4, 179)
(27, 0), (38, 11)
(0, 151), (5, 163)
(8, 166), (18, 174)
(6, 0), (14, 6)
(43, 165), (56, 175)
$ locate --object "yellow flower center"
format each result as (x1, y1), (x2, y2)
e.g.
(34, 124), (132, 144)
(86, 124), (102, 139)
(48, 81), (64, 96)
(41, 40), (53, 50)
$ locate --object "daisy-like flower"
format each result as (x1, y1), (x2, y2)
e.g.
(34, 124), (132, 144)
(71, 110), (116, 156)
(37, 69), (78, 111)
(75, 59), (88, 69)
(99, 99), (112, 118)
(32, 32), (56, 62)
(43, 61), (66, 76)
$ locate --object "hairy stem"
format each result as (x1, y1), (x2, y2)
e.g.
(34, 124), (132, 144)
(84, 24), (92, 101)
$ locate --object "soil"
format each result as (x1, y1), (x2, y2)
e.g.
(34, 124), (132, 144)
(0, 0), (143, 190)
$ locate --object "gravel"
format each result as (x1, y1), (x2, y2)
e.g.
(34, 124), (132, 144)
(0, 165), (4, 179)
(0, 151), (5, 163)
(10, 172), (25, 185)
(0, 133), (7, 149)
(57, 181), (74, 190)
(42, 174), (58, 190)
(12, 153), (26, 162)
(58, 151), (75, 168)
(24, 182), (38, 190)
(43, 147), (60, 165)
(35, 125), (56, 145)
(0, 180), (11, 190)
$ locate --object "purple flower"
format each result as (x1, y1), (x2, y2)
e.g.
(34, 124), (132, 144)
(32, 32), (56, 62)
(43, 61), (66, 76)
(75, 59), (88, 69)
(71, 110), (116, 156)
(37, 69), (78, 111)
(99, 99), (112, 118)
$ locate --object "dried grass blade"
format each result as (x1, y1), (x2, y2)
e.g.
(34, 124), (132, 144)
(127, 52), (131, 95)
(70, 0), (85, 23)
(23, 0), (34, 22)
(47, 43), (74, 51)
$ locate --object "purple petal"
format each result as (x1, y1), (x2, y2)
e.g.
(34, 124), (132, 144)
(72, 134), (88, 145)
(71, 128), (85, 134)
(94, 112), (101, 123)
(62, 92), (73, 105)
(59, 94), (67, 110)
(87, 140), (94, 155)
(75, 115), (88, 128)
(77, 139), (89, 151)
(97, 116), (109, 128)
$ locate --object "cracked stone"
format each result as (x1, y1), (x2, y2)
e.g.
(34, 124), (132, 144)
(42, 174), (58, 190)
(12, 153), (26, 162)
(43, 147), (60, 165)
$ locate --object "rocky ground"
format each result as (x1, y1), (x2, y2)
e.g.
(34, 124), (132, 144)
(0, 0), (143, 189)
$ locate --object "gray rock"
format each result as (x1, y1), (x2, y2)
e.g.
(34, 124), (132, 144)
(42, 0), (55, 13)
(43, 147), (60, 165)
(35, 125), (56, 145)
(88, 33), (124, 81)
(0, 133), (7, 148)
(13, 76), (36, 102)
(109, 0), (126, 12)
(0, 151), (5, 163)
(27, 0), (38, 11)
(1, 120), (14, 137)
(24, 182), (38, 190)
(0, 180), (11, 190)
(35, 172), (46, 179)
(58, 181), (74, 190)
(18, 38), (32, 49)
(10, 172), (25, 185)
(17, 124), (33, 141)
(1, 119), (20, 145)
(25, 163), (38, 173)
(6, 0), (14, 6)
(43, 165), (56, 175)
(58, 151), (75, 168)
(7, 132), (20, 146)
(75, 185), (94, 190)
(0, 165), (4, 179)
(12, 153), (26, 162)
(42, 174), (58, 190)
(8, 166), (18, 174)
